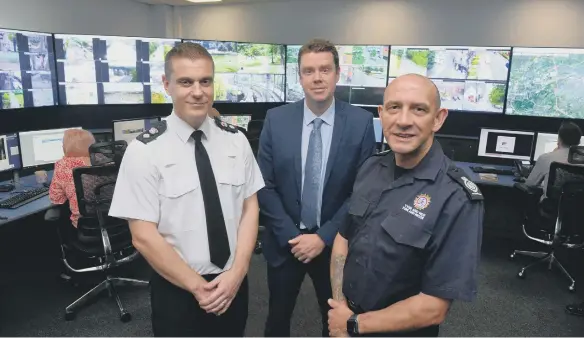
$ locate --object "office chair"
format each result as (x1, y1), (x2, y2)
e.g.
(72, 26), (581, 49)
(246, 119), (264, 158)
(89, 140), (127, 166)
(510, 162), (584, 292)
(568, 145), (584, 164)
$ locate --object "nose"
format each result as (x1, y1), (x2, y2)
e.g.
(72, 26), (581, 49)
(190, 82), (203, 97)
(395, 110), (413, 128)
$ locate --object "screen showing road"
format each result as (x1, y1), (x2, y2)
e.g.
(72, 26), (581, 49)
(186, 40), (285, 103)
(506, 48), (584, 119)
(0, 28), (57, 110)
(286, 45), (389, 106)
(389, 46), (510, 113)
(54, 34), (179, 105)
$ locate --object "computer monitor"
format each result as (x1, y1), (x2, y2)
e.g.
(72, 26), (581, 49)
(19, 127), (81, 168)
(373, 118), (383, 143)
(478, 128), (535, 161)
(533, 133), (584, 161)
(113, 117), (161, 144)
(0, 133), (22, 172)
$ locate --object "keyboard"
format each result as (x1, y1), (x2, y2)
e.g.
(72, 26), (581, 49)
(0, 187), (49, 209)
(470, 166), (515, 176)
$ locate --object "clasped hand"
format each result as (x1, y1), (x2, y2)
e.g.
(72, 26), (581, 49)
(289, 234), (325, 263)
(194, 269), (244, 316)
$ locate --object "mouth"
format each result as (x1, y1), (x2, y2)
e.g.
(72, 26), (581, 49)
(312, 88), (326, 93)
(393, 133), (415, 140)
(187, 102), (206, 106)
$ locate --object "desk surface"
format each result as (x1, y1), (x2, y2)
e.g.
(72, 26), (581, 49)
(455, 161), (516, 188)
(0, 172), (53, 227)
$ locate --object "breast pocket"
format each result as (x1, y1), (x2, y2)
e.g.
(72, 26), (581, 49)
(159, 164), (200, 233)
(215, 155), (245, 222)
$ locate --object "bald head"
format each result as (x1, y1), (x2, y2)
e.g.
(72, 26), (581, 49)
(385, 74), (441, 109)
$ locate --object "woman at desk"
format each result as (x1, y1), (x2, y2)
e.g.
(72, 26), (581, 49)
(48, 129), (96, 228)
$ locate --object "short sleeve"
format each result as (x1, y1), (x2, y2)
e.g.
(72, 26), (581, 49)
(421, 197), (484, 302)
(109, 142), (160, 224)
(241, 133), (265, 199)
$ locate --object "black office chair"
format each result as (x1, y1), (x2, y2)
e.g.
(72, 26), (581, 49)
(89, 140), (127, 166)
(510, 162), (584, 292)
(246, 119), (264, 158)
(568, 145), (584, 164)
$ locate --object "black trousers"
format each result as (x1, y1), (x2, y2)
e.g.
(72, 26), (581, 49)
(150, 272), (248, 337)
(265, 248), (332, 337)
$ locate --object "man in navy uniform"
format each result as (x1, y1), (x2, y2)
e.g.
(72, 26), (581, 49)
(328, 74), (484, 337)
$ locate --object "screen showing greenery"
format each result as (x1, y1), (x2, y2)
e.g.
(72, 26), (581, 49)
(506, 47), (584, 119)
(186, 40), (285, 103)
(54, 34), (179, 105)
(389, 45), (511, 113)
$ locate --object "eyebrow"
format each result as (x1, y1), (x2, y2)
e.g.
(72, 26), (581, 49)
(176, 76), (213, 82)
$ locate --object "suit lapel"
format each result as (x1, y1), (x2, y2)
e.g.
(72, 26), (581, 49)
(293, 101), (304, 198)
(324, 100), (346, 186)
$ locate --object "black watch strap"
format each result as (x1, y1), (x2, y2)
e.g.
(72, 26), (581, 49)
(347, 313), (359, 336)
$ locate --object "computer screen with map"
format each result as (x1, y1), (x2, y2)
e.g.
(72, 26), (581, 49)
(0, 28), (58, 109)
(506, 48), (584, 119)
(478, 128), (535, 161)
(185, 40), (285, 103)
(54, 34), (179, 105)
(19, 127), (81, 167)
(388, 46), (510, 113)
(286, 45), (389, 106)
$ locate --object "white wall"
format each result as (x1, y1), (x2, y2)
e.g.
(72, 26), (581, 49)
(176, 0), (584, 47)
(0, 0), (167, 38)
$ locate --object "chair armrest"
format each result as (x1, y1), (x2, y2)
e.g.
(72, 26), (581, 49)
(44, 204), (62, 222)
(514, 182), (543, 195)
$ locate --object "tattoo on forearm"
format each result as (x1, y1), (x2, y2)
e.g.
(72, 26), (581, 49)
(331, 254), (347, 301)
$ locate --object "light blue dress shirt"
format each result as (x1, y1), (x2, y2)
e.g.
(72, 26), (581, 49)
(300, 99), (335, 229)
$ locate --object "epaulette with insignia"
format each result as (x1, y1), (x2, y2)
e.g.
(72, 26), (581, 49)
(373, 149), (392, 157)
(447, 166), (484, 201)
(136, 120), (167, 144)
(214, 117), (238, 133)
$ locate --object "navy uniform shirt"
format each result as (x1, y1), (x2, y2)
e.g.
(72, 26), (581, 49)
(340, 140), (484, 330)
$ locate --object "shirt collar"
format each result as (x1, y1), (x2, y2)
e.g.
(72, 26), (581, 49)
(303, 98), (335, 127)
(382, 139), (444, 182)
(167, 110), (212, 144)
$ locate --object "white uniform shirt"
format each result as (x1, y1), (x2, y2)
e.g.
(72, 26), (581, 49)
(109, 112), (265, 275)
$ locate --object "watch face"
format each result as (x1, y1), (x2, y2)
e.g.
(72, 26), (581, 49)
(347, 316), (358, 335)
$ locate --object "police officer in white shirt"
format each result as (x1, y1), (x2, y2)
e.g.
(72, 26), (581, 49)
(109, 42), (265, 337)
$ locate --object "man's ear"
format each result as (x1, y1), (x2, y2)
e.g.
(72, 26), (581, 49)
(432, 108), (449, 133)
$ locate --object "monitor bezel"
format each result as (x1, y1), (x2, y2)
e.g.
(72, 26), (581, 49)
(477, 127), (536, 162)
(17, 126), (82, 169)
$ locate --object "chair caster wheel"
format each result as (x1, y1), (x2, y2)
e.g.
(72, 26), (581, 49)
(517, 270), (526, 279)
(65, 311), (75, 321)
(509, 252), (515, 260)
(569, 285), (576, 293)
(120, 311), (132, 323)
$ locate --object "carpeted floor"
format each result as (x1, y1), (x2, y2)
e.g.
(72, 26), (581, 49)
(1, 216), (584, 336)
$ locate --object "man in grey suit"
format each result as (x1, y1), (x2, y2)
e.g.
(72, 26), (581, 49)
(257, 39), (377, 337)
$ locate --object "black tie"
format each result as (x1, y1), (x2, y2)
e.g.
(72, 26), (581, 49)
(192, 130), (230, 269)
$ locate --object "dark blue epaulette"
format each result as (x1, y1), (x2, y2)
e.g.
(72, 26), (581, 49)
(447, 166), (484, 201)
(214, 117), (238, 133)
(136, 120), (167, 144)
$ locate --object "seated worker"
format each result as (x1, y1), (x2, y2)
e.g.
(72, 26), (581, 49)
(526, 121), (582, 199)
(49, 129), (96, 228)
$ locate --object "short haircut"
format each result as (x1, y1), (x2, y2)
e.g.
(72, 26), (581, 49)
(63, 129), (95, 157)
(298, 39), (340, 71)
(558, 121), (583, 147)
(164, 42), (214, 79)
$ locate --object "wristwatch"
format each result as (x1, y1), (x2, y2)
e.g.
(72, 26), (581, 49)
(347, 314), (359, 336)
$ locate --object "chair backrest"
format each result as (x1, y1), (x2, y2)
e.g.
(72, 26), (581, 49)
(89, 140), (128, 167)
(568, 145), (584, 164)
(72, 164), (119, 219)
(547, 161), (584, 238)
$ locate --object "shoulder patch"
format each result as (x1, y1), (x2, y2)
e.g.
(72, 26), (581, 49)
(447, 166), (484, 201)
(214, 117), (238, 133)
(136, 120), (167, 144)
(373, 149), (392, 157)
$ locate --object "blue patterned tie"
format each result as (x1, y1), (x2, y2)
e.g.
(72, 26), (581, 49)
(301, 118), (324, 230)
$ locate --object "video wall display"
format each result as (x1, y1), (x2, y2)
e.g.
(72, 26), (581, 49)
(0, 28), (57, 110)
(388, 45), (511, 113)
(185, 40), (285, 103)
(286, 45), (389, 107)
(53, 34), (179, 105)
(506, 47), (584, 119)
